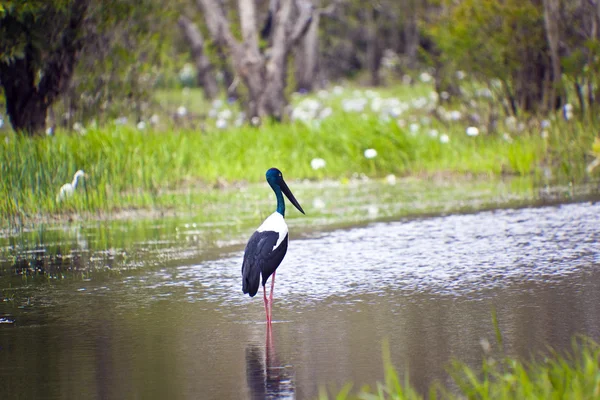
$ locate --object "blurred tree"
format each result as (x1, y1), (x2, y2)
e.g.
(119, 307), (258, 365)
(195, 0), (313, 121)
(0, 0), (180, 135)
(429, 0), (552, 115)
(63, 0), (180, 127)
(294, 0), (340, 92)
(178, 16), (219, 99)
(0, 0), (90, 135)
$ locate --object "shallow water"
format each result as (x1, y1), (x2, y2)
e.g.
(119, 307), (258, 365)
(1, 180), (600, 399)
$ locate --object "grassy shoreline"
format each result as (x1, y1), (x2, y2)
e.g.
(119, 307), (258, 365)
(317, 337), (600, 399)
(1, 85), (598, 225)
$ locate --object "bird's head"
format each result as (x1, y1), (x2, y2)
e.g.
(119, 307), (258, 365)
(266, 168), (305, 215)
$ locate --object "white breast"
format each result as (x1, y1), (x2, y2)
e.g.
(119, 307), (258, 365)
(257, 212), (288, 250)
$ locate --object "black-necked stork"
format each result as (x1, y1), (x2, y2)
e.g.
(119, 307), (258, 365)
(242, 168), (305, 324)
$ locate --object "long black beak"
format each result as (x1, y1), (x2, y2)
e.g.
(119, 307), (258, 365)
(280, 178), (305, 215)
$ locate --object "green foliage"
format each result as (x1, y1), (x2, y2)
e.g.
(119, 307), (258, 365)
(320, 334), (600, 400)
(0, 0), (74, 63)
(1, 82), (597, 222)
(61, 0), (184, 124)
(427, 0), (547, 114)
(0, 0), (186, 132)
(0, 107), (589, 222)
(448, 337), (600, 399)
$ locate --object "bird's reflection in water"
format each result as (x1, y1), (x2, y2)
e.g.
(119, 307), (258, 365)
(245, 326), (295, 399)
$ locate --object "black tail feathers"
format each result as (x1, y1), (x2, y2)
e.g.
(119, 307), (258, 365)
(242, 265), (261, 297)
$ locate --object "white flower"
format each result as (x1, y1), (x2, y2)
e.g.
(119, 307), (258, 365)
(333, 86), (344, 95)
(563, 104), (573, 120)
(456, 70), (466, 80)
(412, 97), (428, 109)
(342, 98), (367, 112)
(312, 198), (326, 209)
(505, 116), (517, 131)
(149, 114), (160, 125)
(449, 110), (462, 121)
(212, 99), (223, 109)
(367, 205), (379, 218)
(364, 148), (378, 159)
(419, 72), (432, 83)
(115, 116), (127, 125)
(371, 97), (382, 112)
(218, 109), (233, 120)
(136, 121), (146, 130)
(216, 118), (227, 129)
(251, 116), (261, 126)
(389, 106), (403, 118)
(177, 106), (187, 117)
(440, 91), (450, 100)
(73, 122), (84, 132)
(409, 123), (420, 134)
(385, 174), (397, 185)
(541, 119), (551, 129)
(319, 107), (333, 119)
(429, 129), (439, 138)
(477, 88), (493, 98)
(310, 158), (326, 170)
(466, 126), (479, 136)
(503, 133), (513, 143)
(440, 134), (450, 144)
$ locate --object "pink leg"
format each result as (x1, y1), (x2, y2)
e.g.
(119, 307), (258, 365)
(263, 284), (271, 325)
(269, 272), (276, 321)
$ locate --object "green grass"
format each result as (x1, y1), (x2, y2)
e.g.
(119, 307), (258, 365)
(319, 311), (600, 399)
(319, 337), (600, 400)
(1, 84), (598, 224)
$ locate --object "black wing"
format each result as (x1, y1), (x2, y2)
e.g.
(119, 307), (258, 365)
(242, 230), (289, 297)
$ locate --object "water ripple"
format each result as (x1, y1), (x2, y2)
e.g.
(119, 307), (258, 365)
(131, 201), (600, 306)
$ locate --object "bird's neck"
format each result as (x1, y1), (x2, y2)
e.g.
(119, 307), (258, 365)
(274, 187), (285, 217)
(72, 177), (79, 188)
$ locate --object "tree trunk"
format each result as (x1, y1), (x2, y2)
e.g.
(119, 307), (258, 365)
(294, 1), (339, 93)
(542, 0), (562, 112)
(178, 16), (219, 99)
(0, 57), (48, 135)
(196, 0), (313, 122)
(365, 7), (381, 86)
(295, 11), (320, 92)
(0, 0), (89, 135)
(403, 0), (419, 70)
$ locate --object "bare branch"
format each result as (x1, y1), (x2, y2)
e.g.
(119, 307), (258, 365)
(195, 0), (240, 50)
(318, 0), (342, 17)
(178, 15), (219, 98)
(38, 0), (90, 103)
(290, 0), (314, 46)
(238, 0), (259, 47)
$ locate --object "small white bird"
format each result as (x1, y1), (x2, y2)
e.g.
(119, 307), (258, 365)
(57, 170), (86, 201)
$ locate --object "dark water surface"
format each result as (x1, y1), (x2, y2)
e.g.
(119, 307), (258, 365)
(1, 180), (600, 399)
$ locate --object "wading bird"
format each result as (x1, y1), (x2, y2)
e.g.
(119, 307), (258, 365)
(57, 170), (86, 201)
(242, 168), (305, 324)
